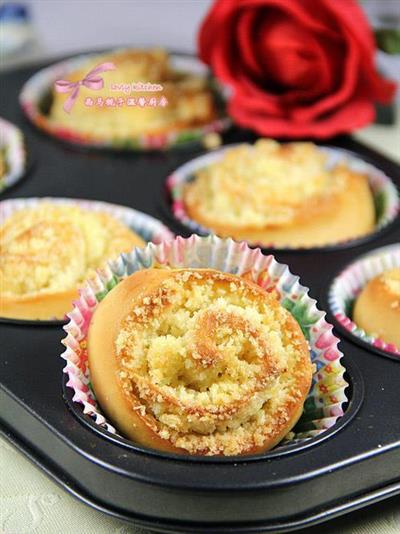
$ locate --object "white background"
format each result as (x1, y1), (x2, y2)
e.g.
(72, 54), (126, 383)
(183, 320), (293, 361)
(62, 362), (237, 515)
(23, 0), (213, 57)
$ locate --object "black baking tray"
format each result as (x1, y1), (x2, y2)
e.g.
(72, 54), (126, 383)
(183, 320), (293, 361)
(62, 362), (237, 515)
(1, 57), (400, 533)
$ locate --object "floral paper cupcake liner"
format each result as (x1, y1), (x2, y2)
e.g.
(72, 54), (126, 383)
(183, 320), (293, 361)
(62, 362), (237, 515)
(166, 145), (399, 250)
(61, 235), (350, 452)
(328, 244), (400, 358)
(0, 117), (27, 193)
(19, 51), (230, 151)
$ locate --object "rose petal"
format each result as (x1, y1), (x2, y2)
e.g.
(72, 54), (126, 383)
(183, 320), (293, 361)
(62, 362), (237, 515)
(199, 0), (341, 88)
(256, 13), (337, 97)
(229, 91), (375, 138)
(320, 0), (396, 102)
(237, 10), (266, 80)
(198, 0), (238, 65)
(198, 0), (396, 138)
(240, 0), (341, 40)
(233, 75), (285, 117)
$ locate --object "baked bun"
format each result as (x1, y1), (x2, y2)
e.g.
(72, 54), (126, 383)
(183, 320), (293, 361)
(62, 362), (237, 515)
(0, 204), (144, 320)
(353, 268), (400, 347)
(88, 268), (312, 456)
(50, 48), (217, 139)
(183, 140), (375, 247)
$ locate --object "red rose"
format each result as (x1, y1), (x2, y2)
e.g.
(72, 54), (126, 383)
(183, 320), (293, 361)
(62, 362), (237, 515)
(199, 0), (396, 138)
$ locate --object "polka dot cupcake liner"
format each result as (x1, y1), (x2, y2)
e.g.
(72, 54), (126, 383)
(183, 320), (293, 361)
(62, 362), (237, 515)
(0, 117), (27, 194)
(61, 234), (350, 453)
(166, 144), (399, 250)
(328, 244), (400, 359)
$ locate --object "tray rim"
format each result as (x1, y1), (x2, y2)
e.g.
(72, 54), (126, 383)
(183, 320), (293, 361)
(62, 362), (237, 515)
(1, 420), (400, 533)
(61, 356), (363, 465)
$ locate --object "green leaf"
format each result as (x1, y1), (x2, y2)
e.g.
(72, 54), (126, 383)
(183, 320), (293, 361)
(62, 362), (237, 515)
(375, 29), (400, 54)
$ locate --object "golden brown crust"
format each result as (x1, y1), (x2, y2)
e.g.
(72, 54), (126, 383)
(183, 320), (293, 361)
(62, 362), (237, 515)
(0, 204), (145, 320)
(354, 268), (400, 347)
(183, 141), (375, 247)
(88, 268), (312, 456)
(50, 48), (217, 138)
(0, 289), (79, 321)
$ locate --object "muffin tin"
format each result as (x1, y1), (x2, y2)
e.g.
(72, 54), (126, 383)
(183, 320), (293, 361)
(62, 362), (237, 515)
(1, 58), (400, 533)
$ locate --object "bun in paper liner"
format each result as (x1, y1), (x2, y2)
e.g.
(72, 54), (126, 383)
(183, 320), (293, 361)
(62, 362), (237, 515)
(88, 267), (313, 455)
(167, 144), (399, 250)
(0, 197), (173, 322)
(0, 118), (26, 194)
(19, 51), (230, 151)
(329, 244), (400, 358)
(61, 235), (349, 456)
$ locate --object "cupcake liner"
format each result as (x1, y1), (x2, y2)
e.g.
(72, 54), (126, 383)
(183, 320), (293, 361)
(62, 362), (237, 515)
(328, 244), (400, 358)
(19, 51), (230, 151)
(0, 117), (27, 193)
(166, 144), (399, 250)
(61, 235), (349, 453)
(0, 197), (173, 323)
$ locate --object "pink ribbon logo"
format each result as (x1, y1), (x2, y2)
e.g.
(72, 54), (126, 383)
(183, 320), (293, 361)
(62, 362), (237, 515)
(54, 62), (116, 113)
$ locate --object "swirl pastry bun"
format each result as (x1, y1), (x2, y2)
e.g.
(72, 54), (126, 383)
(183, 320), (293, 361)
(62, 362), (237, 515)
(50, 48), (217, 139)
(353, 268), (400, 347)
(88, 268), (312, 456)
(0, 204), (144, 320)
(183, 140), (375, 247)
